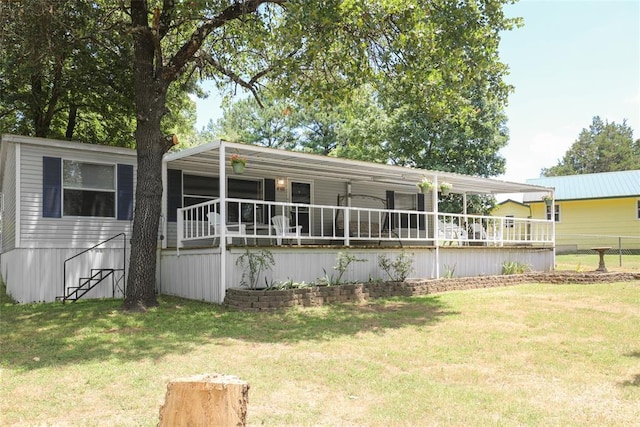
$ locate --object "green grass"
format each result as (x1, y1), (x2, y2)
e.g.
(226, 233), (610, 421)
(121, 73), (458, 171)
(1, 282), (639, 426)
(556, 253), (640, 272)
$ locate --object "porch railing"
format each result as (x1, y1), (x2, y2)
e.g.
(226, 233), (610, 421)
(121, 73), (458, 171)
(176, 198), (553, 247)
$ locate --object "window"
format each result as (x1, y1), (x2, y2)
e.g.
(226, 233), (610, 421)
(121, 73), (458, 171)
(395, 192), (417, 211)
(181, 174), (263, 223)
(546, 204), (560, 222)
(506, 215), (514, 228)
(637, 200), (640, 220)
(395, 192), (418, 229)
(229, 178), (262, 223)
(63, 160), (115, 217)
(183, 174), (218, 207)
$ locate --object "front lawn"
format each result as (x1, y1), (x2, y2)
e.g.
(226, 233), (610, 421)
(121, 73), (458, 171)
(1, 281), (639, 425)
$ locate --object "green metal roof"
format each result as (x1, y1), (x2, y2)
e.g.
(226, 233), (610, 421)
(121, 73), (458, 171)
(525, 170), (640, 201)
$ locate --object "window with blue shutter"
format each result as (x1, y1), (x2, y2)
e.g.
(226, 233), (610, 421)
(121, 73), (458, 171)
(43, 157), (132, 219)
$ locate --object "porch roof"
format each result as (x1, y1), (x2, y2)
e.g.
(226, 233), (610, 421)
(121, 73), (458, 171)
(164, 140), (553, 196)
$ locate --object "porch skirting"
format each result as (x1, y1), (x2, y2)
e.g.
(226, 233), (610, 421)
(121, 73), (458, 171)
(159, 246), (555, 304)
(224, 271), (640, 311)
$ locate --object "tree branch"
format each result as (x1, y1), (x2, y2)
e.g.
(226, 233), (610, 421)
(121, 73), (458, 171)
(204, 56), (266, 107)
(161, 0), (285, 81)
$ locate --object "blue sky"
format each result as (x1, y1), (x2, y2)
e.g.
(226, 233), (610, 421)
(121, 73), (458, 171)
(195, 0), (640, 184)
(498, 0), (639, 183)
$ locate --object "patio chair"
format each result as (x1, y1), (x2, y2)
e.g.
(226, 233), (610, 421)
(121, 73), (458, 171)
(469, 222), (488, 245)
(207, 212), (247, 245)
(271, 215), (302, 245)
(438, 221), (468, 246)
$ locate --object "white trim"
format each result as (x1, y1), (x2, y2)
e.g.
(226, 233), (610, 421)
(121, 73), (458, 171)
(1, 134), (135, 157)
(219, 141), (227, 301)
(162, 140), (555, 196)
(15, 143), (21, 248)
(164, 139), (221, 161)
(161, 159), (168, 249)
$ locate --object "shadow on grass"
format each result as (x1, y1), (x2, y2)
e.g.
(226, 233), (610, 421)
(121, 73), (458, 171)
(0, 294), (455, 371)
(620, 351), (640, 387)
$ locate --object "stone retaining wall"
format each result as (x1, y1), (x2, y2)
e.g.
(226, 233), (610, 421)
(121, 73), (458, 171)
(223, 272), (640, 312)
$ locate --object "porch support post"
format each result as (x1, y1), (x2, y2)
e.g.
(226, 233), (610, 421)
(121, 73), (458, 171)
(551, 190), (556, 265)
(161, 158), (168, 249)
(432, 174), (439, 279)
(345, 182), (351, 246)
(219, 141), (227, 299)
(462, 192), (468, 227)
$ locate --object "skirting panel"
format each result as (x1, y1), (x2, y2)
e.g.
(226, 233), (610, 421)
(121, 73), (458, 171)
(1, 248), (128, 303)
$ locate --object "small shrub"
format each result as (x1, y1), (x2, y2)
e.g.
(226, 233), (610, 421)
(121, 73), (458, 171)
(501, 261), (531, 275)
(444, 263), (456, 278)
(318, 251), (366, 285)
(378, 251), (415, 281)
(236, 249), (275, 289)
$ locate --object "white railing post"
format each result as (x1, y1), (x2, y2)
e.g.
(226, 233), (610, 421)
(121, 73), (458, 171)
(344, 208), (350, 246)
(176, 208), (183, 255)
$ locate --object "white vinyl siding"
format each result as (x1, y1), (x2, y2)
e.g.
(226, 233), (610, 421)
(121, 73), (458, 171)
(0, 142), (17, 252)
(19, 144), (136, 249)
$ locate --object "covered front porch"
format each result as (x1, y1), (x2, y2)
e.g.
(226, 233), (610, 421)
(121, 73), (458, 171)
(158, 140), (555, 302)
(162, 140), (554, 249)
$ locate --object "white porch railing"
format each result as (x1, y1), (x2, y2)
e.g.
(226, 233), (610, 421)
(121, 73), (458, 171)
(176, 198), (553, 248)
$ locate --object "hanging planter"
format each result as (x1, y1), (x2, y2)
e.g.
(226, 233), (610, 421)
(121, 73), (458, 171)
(416, 177), (434, 194)
(543, 195), (552, 207)
(231, 154), (246, 174)
(439, 182), (452, 196)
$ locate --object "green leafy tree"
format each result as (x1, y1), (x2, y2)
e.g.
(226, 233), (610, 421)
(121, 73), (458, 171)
(0, 1), (197, 146)
(5, 0), (516, 310)
(542, 116), (640, 176)
(213, 94), (298, 149)
(0, 0), (136, 144)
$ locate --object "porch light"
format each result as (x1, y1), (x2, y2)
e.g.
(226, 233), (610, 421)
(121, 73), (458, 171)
(276, 177), (287, 191)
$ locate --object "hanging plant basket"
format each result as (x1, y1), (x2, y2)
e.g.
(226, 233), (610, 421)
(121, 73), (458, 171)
(232, 162), (245, 174)
(231, 153), (246, 174)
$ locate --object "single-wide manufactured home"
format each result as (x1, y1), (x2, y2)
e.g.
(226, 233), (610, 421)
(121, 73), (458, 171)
(1, 135), (556, 304)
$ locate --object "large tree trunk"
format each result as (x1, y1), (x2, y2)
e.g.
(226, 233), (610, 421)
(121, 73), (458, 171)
(123, 2), (171, 310)
(123, 115), (166, 310)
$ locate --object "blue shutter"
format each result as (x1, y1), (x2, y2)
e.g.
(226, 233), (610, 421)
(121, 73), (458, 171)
(263, 178), (276, 224)
(417, 193), (426, 230)
(43, 157), (62, 218)
(385, 190), (395, 230)
(117, 164), (134, 220)
(167, 169), (182, 222)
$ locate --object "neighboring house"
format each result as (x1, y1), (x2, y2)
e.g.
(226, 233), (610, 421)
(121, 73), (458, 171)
(1, 135), (555, 304)
(524, 170), (640, 253)
(490, 199), (532, 242)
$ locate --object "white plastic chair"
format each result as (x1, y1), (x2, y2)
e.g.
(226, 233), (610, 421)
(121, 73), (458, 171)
(470, 223), (488, 242)
(438, 221), (467, 246)
(207, 212), (247, 245)
(271, 215), (302, 245)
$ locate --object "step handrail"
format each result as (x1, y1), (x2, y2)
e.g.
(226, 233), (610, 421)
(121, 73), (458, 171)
(62, 233), (127, 301)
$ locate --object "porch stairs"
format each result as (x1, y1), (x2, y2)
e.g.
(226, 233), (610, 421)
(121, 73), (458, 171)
(57, 233), (127, 303)
(58, 268), (125, 303)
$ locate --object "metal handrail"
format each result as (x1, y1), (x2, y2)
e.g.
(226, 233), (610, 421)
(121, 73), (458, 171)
(62, 233), (127, 301)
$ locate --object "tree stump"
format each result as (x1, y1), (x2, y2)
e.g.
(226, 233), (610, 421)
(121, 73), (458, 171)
(158, 373), (249, 426)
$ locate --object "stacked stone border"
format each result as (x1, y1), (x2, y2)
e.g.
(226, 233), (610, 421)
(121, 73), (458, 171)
(224, 272), (640, 312)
